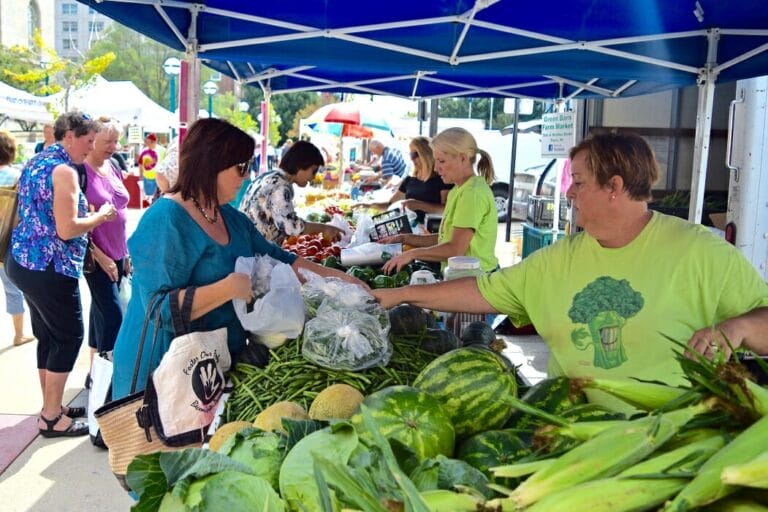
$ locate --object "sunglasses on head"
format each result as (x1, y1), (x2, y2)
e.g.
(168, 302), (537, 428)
(410, 151), (419, 160)
(236, 156), (255, 176)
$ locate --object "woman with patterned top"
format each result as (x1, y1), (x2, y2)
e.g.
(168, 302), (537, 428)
(239, 140), (344, 244)
(6, 111), (117, 438)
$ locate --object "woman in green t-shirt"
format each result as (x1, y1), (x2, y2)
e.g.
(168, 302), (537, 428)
(381, 127), (499, 274)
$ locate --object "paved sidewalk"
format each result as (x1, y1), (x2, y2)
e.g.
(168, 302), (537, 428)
(0, 210), (144, 511)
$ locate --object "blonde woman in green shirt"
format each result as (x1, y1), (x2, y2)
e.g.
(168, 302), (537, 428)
(381, 127), (499, 274)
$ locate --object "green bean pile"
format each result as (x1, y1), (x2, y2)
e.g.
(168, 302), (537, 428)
(224, 336), (437, 422)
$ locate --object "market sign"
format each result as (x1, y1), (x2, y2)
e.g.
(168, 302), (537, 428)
(127, 125), (143, 145)
(541, 112), (576, 158)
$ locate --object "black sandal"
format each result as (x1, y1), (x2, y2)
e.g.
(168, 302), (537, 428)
(39, 413), (89, 438)
(63, 405), (86, 418)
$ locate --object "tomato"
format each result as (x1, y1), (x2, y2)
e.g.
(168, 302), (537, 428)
(304, 246), (319, 256)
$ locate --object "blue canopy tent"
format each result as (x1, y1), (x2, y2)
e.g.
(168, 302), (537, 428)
(78, 0), (768, 220)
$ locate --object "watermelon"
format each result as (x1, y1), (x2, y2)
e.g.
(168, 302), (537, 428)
(459, 321), (496, 347)
(413, 347), (518, 439)
(351, 385), (455, 461)
(457, 429), (531, 478)
(505, 377), (587, 430)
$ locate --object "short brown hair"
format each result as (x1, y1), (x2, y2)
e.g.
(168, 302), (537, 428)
(54, 111), (98, 140)
(569, 132), (659, 201)
(0, 131), (16, 166)
(171, 118), (255, 207)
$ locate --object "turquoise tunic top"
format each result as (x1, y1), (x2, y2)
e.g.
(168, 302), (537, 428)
(112, 197), (296, 398)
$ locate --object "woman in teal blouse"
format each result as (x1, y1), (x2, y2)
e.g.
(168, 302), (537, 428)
(112, 119), (365, 400)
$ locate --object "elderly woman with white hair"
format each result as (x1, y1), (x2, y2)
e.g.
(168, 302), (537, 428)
(81, 117), (131, 383)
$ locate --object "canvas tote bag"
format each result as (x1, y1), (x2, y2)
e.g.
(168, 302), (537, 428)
(0, 185), (19, 263)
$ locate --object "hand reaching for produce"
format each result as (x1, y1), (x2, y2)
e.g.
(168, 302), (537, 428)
(686, 322), (743, 362)
(321, 224), (344, 242)
(382, 251), (415, 274)
(371, 288), (405, 309)
(378, 233), (406, 245)
(228, 272), (255, 302)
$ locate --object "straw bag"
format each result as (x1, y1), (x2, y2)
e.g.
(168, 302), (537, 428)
(0, 185), (19, 263)
(95, 288), (230, 489)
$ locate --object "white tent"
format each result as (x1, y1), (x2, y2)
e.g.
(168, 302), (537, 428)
(51, 76), (177, 133)
(0, 82), (53, 124)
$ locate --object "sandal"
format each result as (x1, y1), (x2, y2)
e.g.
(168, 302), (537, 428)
(62, 405), (86, 418)
(39, 413), (89, 438)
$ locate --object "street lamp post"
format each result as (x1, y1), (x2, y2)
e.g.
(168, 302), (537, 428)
(39, 54), (52, 93)
(202, 80), (218, 118)
(162, 57), (181, 112)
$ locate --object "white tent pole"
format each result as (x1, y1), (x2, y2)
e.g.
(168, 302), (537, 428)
(689, 29), (720, 224)
(179, 8), (200, 141)
(552, 94), (566, 243)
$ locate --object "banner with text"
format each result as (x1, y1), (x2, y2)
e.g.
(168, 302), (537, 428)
(541, 112), (576, 157)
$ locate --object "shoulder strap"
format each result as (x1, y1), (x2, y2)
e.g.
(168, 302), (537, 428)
(73, 163), (87, 193)
(169, 287), (197, 336)
(129, 290), (167, 393)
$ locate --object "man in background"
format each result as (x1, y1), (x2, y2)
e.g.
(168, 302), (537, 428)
(34, 124), (54, 154)
(138, 133), (159, 205)
(364, 139), (406, 186)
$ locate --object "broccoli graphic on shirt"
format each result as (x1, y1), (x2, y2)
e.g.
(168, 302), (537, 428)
(568, 276), (644, 369)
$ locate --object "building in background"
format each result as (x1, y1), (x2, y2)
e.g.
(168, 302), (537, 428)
(54, 0), (112, 58)
(0, 0), (55, 48)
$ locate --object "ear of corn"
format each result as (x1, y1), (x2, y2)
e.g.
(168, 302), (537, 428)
(503, 415), (676, 508)
(504, 402), (710, 508)
(537, 419), (628, 443)
(573, 377), (695, 411)
(418, 490), (481, 511)
(721, 450), (768, 489)
(491, 458), (557, 479)
(514, 435), (727, 512)
(665, 413), (768, 510)
(701, 496), (768, 512)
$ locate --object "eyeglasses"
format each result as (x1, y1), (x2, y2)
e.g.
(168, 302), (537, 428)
(410, 151), (419, 160)
(236, 156), (255, 176)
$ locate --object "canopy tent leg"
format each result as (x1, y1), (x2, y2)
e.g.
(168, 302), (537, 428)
(504, 98), (520, 242)
(178, 56), (200, 143)
(688, 29), (720, 224)
(260, 93), (270, 173)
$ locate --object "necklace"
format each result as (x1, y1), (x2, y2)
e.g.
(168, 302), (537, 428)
(191, 197), (219, 224)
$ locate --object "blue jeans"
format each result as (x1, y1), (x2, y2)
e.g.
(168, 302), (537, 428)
(0, 263), (24, 315)
(84, 258), (125, 352)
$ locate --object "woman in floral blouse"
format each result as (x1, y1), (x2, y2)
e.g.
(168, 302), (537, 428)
(239, 141), (343, 244)
(6, 111), (117, 438)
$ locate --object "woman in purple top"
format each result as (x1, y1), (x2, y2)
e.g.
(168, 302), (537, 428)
(82, 118), (131, 368)
(6, 111), (117, 438)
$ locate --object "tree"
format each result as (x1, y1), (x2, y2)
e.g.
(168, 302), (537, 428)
(242, 87), (329, 145)
(87, 24), (183, 108)
(2, 31), (115, 111)
(214, 92), (258, 135)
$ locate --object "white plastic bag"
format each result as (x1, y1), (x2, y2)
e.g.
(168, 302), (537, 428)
(233, 255), (305, 348)
(340, 242), (402, 267)
(349, 213), (375, 247)
(118, 275), (131, 313)
(87, 351), (113, 445)
(329, 213), (353, 246)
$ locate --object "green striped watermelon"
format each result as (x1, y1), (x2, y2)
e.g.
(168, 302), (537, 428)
(351, 385), (455, 461)
(457, 429), (531, 478)
(413, 346), (517, 439)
